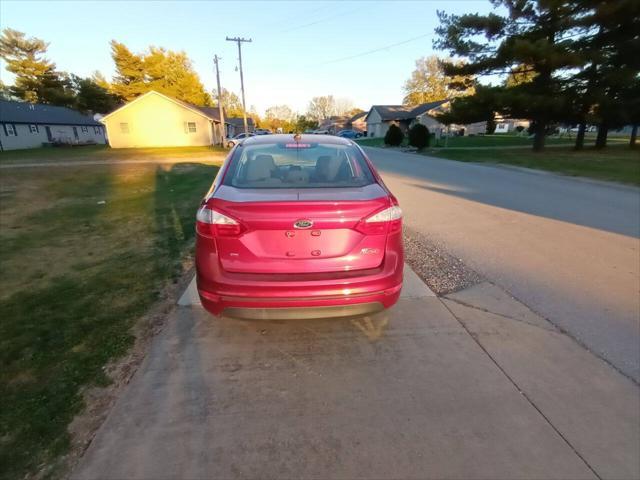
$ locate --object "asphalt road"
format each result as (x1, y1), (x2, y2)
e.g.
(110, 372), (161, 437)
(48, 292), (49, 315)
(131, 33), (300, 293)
(365, 147), (640, 382)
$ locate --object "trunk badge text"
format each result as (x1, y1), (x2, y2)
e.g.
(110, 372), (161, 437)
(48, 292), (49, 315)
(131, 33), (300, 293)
(294, 219), (314, 229)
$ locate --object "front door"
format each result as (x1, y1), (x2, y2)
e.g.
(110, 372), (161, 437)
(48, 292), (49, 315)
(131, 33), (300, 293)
(73, 127), (79, 141)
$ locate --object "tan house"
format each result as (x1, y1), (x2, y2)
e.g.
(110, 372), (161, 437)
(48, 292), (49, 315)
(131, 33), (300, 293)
(101, 91), (227, 148)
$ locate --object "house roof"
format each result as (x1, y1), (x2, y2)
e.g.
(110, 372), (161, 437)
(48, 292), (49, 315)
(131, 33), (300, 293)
(0, 100), (102, 126)
(365, 100), (449, 122)
(408, 99), (449, 117)
(226, 116), (255, 128)
(348, 111), (367, 123)
(100, 90), (228, 124)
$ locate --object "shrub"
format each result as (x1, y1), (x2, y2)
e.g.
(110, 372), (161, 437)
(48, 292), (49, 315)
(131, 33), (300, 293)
(384, 124), (404, 146)
(515, 125), (525, 133)
(408, 123), (430, 149)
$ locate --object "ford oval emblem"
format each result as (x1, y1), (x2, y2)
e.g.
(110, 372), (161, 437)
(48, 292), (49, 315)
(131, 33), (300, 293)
(294, 219), (313, 229)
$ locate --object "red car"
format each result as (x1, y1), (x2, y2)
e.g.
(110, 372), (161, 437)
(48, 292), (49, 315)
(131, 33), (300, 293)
(195, 134), (403, 319)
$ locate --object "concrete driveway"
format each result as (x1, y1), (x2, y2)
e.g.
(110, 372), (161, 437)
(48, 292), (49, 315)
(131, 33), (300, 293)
(364, 147), (640, 382)
(73, 267), (639, 480)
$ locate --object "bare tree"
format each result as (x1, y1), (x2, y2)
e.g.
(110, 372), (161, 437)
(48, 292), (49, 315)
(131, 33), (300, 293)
(306, 95), (336, 121)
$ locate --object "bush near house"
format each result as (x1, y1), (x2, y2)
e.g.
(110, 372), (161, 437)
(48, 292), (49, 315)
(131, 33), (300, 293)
(408, 124), (430, 150)
(384, 124), (404, 146)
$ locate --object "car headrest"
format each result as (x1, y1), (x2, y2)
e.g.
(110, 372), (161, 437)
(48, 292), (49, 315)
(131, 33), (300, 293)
(316, 155), (344, 181)
(246, 154), (276, 181)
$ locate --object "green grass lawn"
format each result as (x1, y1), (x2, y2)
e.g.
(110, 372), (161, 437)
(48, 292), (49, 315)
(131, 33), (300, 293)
(0, 159), (219, 479)
(427, 145), (640, 185)
(0, 144), (227, 165)
(356, 133), (629, 149)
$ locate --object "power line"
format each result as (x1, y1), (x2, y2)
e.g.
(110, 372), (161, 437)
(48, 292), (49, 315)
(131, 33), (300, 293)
(316, 32), (433, 66)
(280, 7), (361, 33)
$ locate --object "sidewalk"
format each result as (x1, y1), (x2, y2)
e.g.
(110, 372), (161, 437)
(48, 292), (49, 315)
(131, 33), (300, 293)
(72, 266), (639, 479)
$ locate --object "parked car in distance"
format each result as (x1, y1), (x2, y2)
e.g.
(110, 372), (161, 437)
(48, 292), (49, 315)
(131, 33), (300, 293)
(254, 128), (272, 135)
(227, 132), (255, 148)
(196, 134), (404, 319)
(303, 129), (315, 134)
(312, 129), (330, 135)
(337, 129), (362, 139)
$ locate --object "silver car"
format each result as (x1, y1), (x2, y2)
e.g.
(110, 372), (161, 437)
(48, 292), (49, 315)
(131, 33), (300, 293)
(227, 132), (255, 148)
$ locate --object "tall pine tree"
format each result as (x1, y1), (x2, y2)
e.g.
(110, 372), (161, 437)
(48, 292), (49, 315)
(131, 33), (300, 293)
(435, 0), (585, 151)
(0, 28), (74, 106)
(109, 41), (211, 105)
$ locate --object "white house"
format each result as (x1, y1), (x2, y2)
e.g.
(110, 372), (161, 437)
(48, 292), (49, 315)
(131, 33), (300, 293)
(0, 100), (106, 151)
(100, 91), (228, 149)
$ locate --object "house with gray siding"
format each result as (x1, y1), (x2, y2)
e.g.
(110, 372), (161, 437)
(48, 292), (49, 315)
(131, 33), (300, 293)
(0, 100), (106, 151)
(365, 100), (449, 138)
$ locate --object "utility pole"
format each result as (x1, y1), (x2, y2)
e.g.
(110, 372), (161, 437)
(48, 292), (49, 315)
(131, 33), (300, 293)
(213, 54), (225, 146)
(226, 36), (252, 134)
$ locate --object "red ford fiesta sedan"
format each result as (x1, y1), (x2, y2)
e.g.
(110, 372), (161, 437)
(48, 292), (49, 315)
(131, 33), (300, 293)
(195, 134), (403, 319)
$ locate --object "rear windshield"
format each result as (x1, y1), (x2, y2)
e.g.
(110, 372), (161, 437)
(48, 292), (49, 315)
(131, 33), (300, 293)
(223, 141), (376, 189)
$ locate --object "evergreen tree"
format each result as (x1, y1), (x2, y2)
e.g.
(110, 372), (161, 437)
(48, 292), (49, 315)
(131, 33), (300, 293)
(384, 124), (404, 146)
(577, 0), (640, 149)
(0, 28), (74, 106)
(71, 75), (122, 114)
(435, 1), (585, 151)
(408, 123), (430, 150)
(109, 41), (211, 105)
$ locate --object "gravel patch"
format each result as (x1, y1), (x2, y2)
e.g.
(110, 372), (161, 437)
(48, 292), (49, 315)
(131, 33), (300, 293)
(403, 226), (482, 295)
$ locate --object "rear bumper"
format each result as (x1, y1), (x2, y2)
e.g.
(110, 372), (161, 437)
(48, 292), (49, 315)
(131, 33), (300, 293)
(196, 233), (403, 318)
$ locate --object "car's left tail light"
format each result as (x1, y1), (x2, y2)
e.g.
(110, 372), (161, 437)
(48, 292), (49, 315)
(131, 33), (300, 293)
(196, 206), (243, 237)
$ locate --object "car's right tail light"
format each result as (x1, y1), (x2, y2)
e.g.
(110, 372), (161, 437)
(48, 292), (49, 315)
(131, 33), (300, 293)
(356, 205), (403, 235)
(196, 206), (244, 237)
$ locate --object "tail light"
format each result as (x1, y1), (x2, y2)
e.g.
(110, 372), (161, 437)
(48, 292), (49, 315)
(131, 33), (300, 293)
(196, 206), (244, 237)
(356, 205), (403, 235)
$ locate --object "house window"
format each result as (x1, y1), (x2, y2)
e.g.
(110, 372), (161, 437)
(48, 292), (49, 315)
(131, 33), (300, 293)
(94, 126), (101, 135)
(81, 126), (88, 133)
(187, 122), (197, 133)
(29, 124), (38, 133)
(120, 123), (130, 134)
(5, 124), (16, 136)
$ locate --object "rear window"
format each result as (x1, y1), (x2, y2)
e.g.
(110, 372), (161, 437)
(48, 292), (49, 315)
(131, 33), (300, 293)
(223, 141), (376, 189)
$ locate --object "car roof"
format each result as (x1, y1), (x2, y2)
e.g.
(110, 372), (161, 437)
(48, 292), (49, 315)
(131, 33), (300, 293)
(241, 134), (354, 146)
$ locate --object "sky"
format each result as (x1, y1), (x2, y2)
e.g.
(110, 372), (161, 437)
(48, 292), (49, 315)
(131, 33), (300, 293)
(0, 0), (494, 115)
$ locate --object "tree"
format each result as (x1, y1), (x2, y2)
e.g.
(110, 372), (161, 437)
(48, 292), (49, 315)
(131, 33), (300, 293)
(0, 28), (75, 106)
(403, 55), (474, 106)
(263, 105), (296, 132)
(575, 0), (640, 149)
(265, 104), (294, 122)
(294, 115), (318, 132)
(212, 88), (244, 117)
(408, 123), (430, 149)
(505, 65), (537, 88)
(437, 84), (499, 134)
(109, 41), (211, 105)
(307, 96), (336, 121)
(71, 75), (121, 114)
(384, 124), (404, 146)
(346, 107), (365, 118)
(435, 1), (586, 151)
(334, 97), (355, 116)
